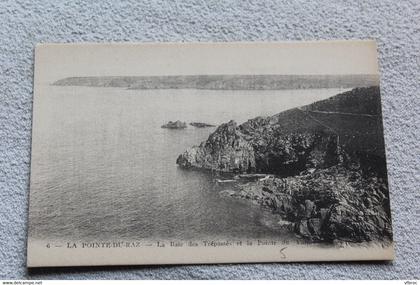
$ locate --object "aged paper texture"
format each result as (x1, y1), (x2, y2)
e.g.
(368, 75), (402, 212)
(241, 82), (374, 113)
(28, 41), (393, 267)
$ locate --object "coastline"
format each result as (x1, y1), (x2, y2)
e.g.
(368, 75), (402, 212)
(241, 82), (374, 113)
(176, 86), (392, 244)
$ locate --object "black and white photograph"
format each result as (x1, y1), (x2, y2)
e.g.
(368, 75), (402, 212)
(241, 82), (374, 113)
(27, 41), (394, 267)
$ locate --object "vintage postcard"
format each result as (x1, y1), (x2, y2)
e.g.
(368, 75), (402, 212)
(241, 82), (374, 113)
(28, 41), (394, 267)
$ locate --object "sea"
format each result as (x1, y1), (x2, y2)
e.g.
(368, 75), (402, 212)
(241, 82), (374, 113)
(29, 86), (347, 243)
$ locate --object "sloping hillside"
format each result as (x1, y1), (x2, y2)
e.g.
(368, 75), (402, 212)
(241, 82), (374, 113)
(177, 86), (386, 177)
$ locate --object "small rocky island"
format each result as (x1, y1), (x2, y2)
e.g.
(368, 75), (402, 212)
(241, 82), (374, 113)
(176, 87), (392, 243)
(161, 120), (187, 129)
(189, 122), (215, 128)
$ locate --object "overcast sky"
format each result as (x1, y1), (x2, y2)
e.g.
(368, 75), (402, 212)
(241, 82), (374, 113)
(35, 41), (379, 84)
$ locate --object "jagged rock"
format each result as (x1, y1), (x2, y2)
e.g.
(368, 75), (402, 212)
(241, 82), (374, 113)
(177, 119), (339, 175)
(189, 122), (215, 128)
(161, 120), (187, 129)
(176, 120), (256, 172)
(231, 166), (392, 242)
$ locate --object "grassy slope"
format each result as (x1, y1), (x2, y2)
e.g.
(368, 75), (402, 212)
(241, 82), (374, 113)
(245, 86), (385, 156)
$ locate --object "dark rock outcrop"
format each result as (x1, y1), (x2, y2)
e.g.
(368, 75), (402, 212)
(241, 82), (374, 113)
(176, 120), (256, 172)
(161, 120), (187, 129)
(189, 122), (215, 128)
(223, 166), (392, 242)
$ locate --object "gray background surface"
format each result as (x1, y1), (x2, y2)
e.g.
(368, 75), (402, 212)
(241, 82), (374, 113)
(0, 0), (418, 279)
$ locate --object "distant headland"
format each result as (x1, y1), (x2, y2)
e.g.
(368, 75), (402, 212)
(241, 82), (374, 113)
(52, 74), (379, 90)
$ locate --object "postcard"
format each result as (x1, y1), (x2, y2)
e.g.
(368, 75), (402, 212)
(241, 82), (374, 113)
(27, 41), (393, 267)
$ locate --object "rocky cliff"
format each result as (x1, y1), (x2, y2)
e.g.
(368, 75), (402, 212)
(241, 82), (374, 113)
(176, 120), (257, 172)
(177, 86), (391, 243)
(177, 87), (385, 177)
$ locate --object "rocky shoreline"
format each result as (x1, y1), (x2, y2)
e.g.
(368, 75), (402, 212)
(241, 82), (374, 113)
(176, 87), (392, 243)
(220, 166), (392, 242)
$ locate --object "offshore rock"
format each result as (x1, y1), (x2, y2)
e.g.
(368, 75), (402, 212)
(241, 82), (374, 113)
(161, 120), (187, 129)
(189, 122), (215, 128)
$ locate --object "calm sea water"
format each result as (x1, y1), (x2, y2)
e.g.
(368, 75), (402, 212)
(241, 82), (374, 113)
(29, 86), (346, 242)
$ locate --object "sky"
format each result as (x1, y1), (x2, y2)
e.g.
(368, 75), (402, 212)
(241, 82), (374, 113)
(34, 41), (380, 85)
